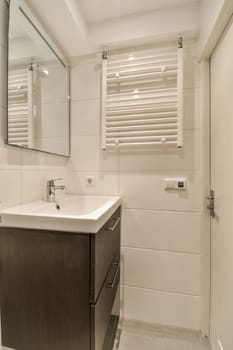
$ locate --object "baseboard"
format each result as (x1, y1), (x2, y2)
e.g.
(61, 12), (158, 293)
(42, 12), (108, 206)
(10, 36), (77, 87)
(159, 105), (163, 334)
(118, 318), (212, 349)
(122, 318), (197, 333)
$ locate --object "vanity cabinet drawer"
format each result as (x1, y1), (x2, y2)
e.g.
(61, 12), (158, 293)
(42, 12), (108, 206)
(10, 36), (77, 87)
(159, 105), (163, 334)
(90, 207), (121, 303)
(91, 250), (120, 350)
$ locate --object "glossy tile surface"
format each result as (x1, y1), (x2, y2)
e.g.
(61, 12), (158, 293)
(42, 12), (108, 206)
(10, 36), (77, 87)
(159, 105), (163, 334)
(114, 320), (211, 350)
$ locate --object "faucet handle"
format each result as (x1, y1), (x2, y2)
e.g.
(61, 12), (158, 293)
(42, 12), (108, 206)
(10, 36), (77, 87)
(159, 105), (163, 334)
(46, 178), (65, 202)
(48, 178), (63, 185)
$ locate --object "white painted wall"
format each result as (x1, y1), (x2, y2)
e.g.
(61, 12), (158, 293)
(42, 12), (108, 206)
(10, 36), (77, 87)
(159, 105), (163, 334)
(24, 0), (200, 56)
(199, 0), (224, 56)
(89, 3), (199, 50)
(68, 40), (202, 330)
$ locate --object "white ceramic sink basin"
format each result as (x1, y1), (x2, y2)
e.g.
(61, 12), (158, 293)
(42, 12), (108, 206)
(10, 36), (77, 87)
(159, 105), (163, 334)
(0, 195), (121, 233)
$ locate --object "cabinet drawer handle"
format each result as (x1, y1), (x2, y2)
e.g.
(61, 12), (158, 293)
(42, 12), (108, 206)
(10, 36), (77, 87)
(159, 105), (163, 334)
(106, 262), (120, 289)
(107, 216), (120, 231)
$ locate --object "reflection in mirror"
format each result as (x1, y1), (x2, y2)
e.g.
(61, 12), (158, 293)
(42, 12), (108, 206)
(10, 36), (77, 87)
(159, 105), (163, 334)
(8, 0), (70, 156)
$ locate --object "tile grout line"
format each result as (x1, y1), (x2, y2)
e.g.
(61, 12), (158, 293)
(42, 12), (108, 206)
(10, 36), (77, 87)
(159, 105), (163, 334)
(121, 245), (201, 255)
(121, 284), (201, 297)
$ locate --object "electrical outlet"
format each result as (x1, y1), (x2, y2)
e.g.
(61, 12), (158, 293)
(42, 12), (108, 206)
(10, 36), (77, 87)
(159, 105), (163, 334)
(86, 176), (95, 186)
(217, 339), (224, 350)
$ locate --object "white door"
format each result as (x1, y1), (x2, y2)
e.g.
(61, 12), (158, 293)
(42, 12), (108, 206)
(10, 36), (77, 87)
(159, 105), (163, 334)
(210, 16), (233, 350)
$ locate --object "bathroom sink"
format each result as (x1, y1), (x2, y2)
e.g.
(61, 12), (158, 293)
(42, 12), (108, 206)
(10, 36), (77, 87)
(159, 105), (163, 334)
(0, 195), (121, 233)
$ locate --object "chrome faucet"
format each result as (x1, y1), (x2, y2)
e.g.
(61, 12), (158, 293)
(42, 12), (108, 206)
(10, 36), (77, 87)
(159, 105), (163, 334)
(46, 178), (65, 202)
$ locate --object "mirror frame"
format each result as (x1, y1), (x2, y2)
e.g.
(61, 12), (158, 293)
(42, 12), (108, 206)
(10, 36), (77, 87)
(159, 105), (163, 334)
(6, 0), (71, 157)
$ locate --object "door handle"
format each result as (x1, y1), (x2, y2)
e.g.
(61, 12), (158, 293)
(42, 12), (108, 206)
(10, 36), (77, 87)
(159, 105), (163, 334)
(107, 216), (120, 231)
(106, 262), (120, 289)
(206, 190), (215, 218)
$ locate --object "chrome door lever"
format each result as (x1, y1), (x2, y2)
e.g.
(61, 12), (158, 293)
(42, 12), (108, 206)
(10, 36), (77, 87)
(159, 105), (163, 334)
(206, 189), (215, 218)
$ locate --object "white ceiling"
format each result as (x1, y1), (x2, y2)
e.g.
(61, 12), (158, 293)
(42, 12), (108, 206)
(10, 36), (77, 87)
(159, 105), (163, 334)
(78, 0), (200, 23)
(24, 0), (200, 57)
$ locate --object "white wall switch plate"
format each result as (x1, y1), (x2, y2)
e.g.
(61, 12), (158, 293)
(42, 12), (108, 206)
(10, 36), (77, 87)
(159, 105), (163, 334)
(164, 178), (187, 190)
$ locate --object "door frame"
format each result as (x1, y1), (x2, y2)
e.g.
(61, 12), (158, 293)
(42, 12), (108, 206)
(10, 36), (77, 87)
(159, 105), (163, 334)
(199, 0), (233, 337)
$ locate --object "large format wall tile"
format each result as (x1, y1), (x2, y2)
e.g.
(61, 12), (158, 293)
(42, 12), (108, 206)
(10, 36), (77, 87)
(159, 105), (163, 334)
(122, 285), (201, 330)
(21, 170), (47, 204)
(183, 47), (200, 89)
(67, 171), (119, 195)
(121, 209), (201, 253)
(0, 170), (21, 209)
(71, 99), (100, 136)
(183, 88), (200, 130)
(120, 171), (201, 212)
(119, 130), (200, 172)
(70, 135), (119, 172)
(71, 61), (101, 101)
(121, 247), (201, 295)
(21, 148), (68, 171)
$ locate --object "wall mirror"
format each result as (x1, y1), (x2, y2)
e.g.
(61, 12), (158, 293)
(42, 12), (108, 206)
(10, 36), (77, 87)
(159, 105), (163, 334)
(7, 0), (70, 157)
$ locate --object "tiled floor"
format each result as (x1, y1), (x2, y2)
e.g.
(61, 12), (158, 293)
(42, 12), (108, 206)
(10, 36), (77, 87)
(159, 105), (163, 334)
(114, 320), (211, 350)
(0, 320), (211, 350)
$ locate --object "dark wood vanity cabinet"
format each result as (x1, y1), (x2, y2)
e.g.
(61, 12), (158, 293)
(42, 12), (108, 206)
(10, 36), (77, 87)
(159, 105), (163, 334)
(0, 207), (121, 350)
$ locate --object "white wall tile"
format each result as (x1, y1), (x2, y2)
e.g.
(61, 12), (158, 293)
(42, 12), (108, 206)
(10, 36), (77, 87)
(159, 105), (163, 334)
(0, 170), (21, 209)
(120, 171), (201, 211)
(0, 144), (22, 170)
(42, 153), (68, 170)
(71, 61), (101, 101)
(122, 285), (201, 329)
(67, 171), (119, 195)
(21, 170), (46, 204)
(70, 135), (99, 171)
(122, 247), (201, 295)
(121, 209), (201, 253)
(21, 148), (47, 170)
(183, 47), (200, 89)
(119, 130), (200, 172)
(183, 88), (200, 130)
(22, 148), (56, 170)
(71, 99), (100, 136)
(70, 135), (119, 172)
